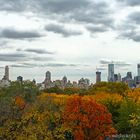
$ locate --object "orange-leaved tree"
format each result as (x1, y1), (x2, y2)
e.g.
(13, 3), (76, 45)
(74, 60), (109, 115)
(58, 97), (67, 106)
(15, 96), (26, 110)
(63, 95), (116, 140)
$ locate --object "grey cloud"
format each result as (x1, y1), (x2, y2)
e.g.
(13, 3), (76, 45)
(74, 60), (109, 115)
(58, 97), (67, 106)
(100, 59), (131, 67)
(0, 0), (27, 12)
(0, 0), (114, 33)
(115, 62), (131, 67)
(128, 12), (140, 24)
(20, 63), (39, 67)
(117, 0), (140, 6)
(100, 60), (112, 64)
(37, 0), (112, 24)
(116, 11), (140, 42)
(0, 53), (27, 62)
(69, 64), (78, 67)
(45, 24), (82, 37)
(10, 63), (79, 68)
(96, 67), (107, 71)
(0, 29), (43, 39)
(0, 52), (54, 62)
(10, 64), (33, 68)
(46, 63), (78, 67)
(119, 30), (140, 42)
(68, 2), (113, 27)
(0, 0), (90, 14)
(19, 48), (55, 54)
(131, 34), (140, 42)
(116, 23), (136, 31)
(32, 56), (54, 62)
(36, 0), (90, 14)
(86, 25), (108, 33)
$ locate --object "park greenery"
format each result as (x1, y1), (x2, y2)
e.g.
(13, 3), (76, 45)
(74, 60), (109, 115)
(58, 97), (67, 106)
(0, 81), (140, 140)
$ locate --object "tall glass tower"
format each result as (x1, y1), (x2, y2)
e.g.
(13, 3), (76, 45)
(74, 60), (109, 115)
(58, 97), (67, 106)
(108, 64), (114, 82)
(138, 64), (140, 76)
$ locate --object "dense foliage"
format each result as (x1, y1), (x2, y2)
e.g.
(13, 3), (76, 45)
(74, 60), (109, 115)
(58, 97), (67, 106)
(63, 95), (116, 140)
(0, 81), (140, 139)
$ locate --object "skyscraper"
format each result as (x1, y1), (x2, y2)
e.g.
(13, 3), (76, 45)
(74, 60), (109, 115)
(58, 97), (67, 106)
(135, 64), (140, 86)
(17, 76), (23, 82)
(45, 71), (51, 81)
(62, 76), (67, 87)
(4, 66), (9, 81)
(108, 64), (114, 82)
(44, 71), (52, 89)
(114, 74), (118, 82)
(134, 76), (140, 85)
(127, 72), (132, 79)
(138, 64), (140, 76)
(117, 73), (121, 82)
(96, 71), (101, 83)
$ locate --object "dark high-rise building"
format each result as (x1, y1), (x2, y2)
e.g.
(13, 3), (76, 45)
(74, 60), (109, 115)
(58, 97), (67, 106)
(96, 71), (101, 83)
(17, 76), (23, 82)
(134, 76), (140, 85)
(46, 71), (51, 81)
(138, 64), (140, 76)
(44, 71), (52, 89)
(108, 64), (114, 82)
(122, 72), (134, 88)
(62, 76), (67, 87)
(127, 72), (132, 79)
(114, 74), (118, 82)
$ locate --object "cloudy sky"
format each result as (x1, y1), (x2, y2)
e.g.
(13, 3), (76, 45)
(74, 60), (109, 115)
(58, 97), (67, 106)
(0, 0), (140, 83)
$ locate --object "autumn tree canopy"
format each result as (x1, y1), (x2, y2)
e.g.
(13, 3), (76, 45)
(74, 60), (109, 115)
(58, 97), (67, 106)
(63, 95), (116, 140)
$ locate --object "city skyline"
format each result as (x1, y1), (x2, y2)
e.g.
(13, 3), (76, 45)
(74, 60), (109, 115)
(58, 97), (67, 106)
(0, 0), (140, 82)
(0, 63), (140, 84)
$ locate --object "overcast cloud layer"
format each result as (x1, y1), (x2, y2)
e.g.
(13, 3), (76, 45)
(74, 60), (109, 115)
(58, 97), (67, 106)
(0, 0), (140, 82)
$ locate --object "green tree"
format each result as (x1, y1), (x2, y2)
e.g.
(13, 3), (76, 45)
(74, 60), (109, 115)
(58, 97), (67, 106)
(116, 98), (138, 134)
(87, 82), (129, 95)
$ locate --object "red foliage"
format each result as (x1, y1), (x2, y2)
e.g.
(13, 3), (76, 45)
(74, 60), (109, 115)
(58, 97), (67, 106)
(63, 95), (116, 140)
